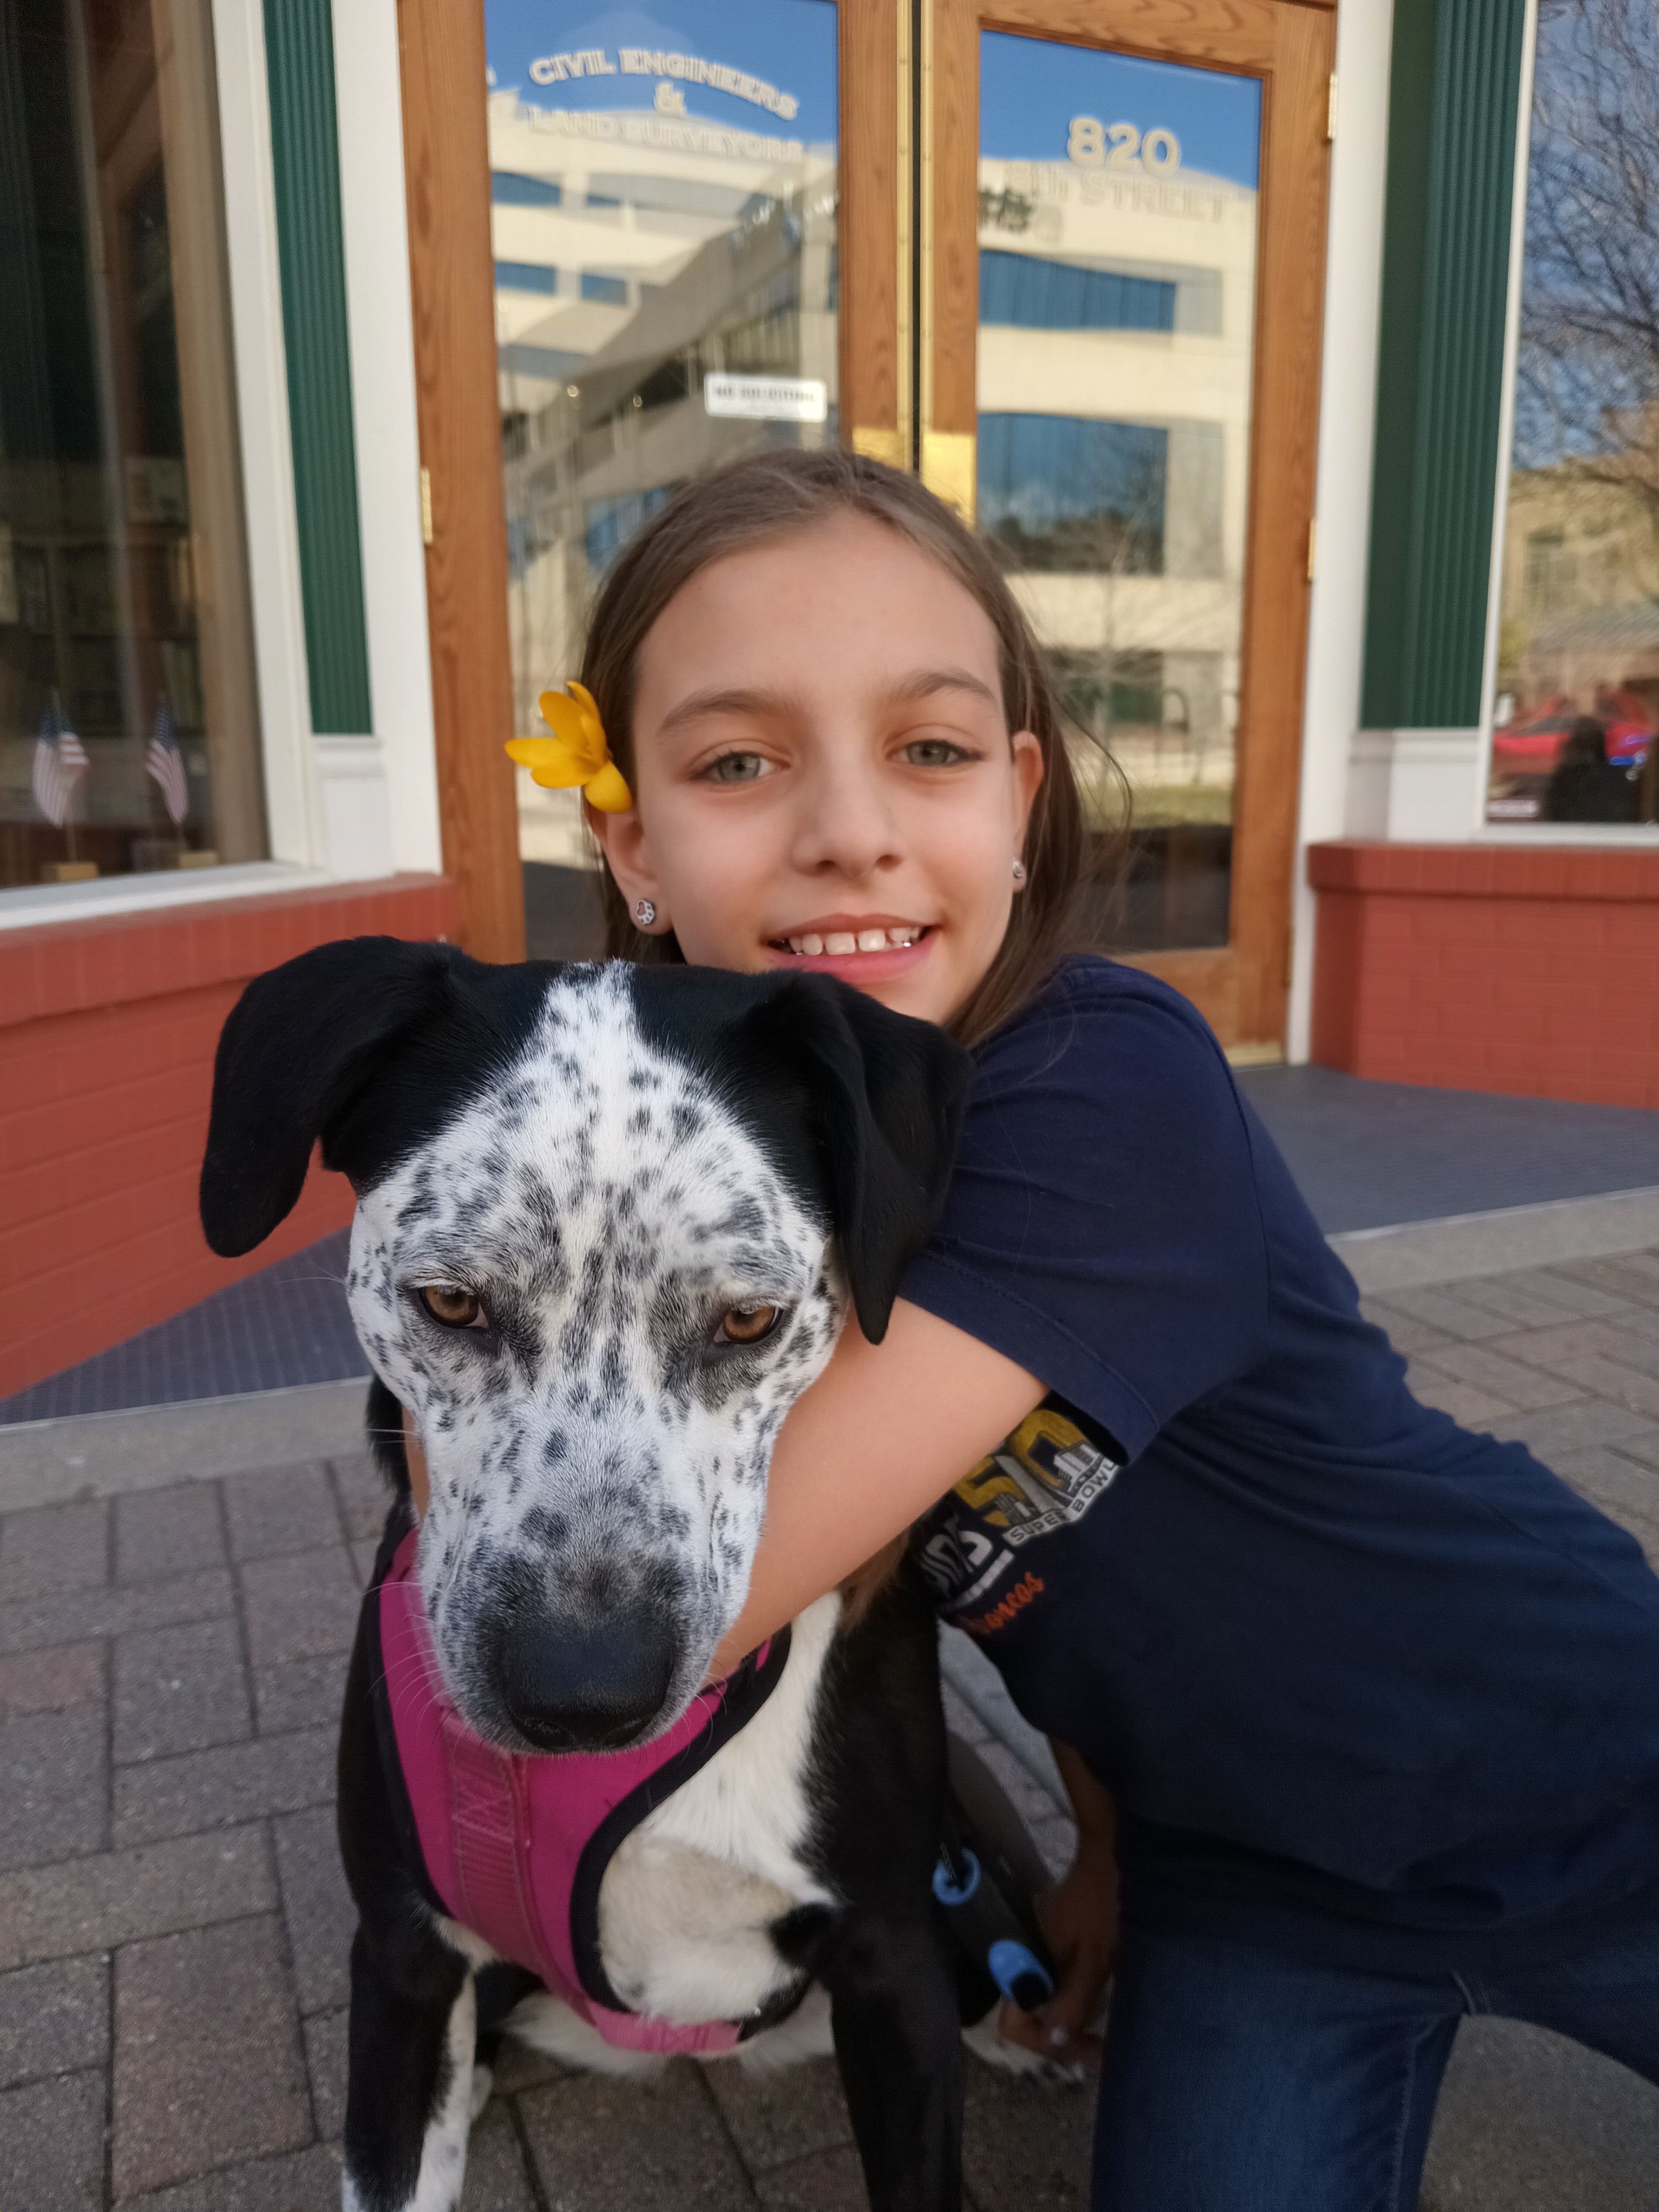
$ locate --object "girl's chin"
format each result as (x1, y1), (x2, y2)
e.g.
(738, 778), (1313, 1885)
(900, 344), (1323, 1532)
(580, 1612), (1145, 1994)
(761, 930), (938, 989)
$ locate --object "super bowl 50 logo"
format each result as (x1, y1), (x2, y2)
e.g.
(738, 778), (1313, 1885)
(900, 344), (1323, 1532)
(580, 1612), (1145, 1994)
(916, 1407), (1120, 1618)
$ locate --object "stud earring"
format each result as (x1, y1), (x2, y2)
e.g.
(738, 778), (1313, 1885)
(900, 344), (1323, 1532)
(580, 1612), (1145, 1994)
(1011, 858), (1028, 886)
(633, 899), (657, 927)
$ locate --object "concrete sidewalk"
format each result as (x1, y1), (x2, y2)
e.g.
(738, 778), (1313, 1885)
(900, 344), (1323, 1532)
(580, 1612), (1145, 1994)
(4, 1246), (1659, 2207)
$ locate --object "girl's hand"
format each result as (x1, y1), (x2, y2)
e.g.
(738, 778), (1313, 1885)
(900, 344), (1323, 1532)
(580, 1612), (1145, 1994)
(996, 1832), (1118, 2067)
(997, 1741), (1118, 2067)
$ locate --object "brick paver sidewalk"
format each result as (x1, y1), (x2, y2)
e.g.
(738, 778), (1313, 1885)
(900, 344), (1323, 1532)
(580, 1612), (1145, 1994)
(5, 1247), (1659, 2208)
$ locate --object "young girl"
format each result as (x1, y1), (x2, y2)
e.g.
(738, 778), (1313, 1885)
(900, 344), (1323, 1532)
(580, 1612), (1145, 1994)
(474, 447), (1659, 2206)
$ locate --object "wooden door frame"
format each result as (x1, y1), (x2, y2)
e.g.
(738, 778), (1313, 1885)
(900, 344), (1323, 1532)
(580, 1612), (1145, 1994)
(928, 0), (1336, 1050)
(842, 0), (909, 469)
(397, 0), (524, 963)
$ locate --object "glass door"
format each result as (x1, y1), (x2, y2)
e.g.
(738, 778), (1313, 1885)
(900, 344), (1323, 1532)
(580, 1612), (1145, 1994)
(482, 1), (901, 950)
(926, 0), (1334, 1051)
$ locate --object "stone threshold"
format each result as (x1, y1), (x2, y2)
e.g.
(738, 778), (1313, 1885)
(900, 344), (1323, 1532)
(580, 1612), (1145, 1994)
(1330, 1183), (1659, 1293)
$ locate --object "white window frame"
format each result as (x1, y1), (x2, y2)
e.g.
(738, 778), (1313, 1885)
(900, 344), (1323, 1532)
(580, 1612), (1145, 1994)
(1474, 0), (1659, 847)
(0, 0), (443, 931)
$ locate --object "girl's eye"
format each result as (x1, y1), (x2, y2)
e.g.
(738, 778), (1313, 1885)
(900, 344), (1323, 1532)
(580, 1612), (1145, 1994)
(714, 1303), (782, 1347)
(418, 1284), (488, 1331)
(901, 737), (972, 768)
(702, 751), (771, 785)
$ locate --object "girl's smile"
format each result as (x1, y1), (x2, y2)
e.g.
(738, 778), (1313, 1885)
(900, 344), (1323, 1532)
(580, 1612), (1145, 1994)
(765, 912), (935, 983)
(588, 510), (1043, 1028)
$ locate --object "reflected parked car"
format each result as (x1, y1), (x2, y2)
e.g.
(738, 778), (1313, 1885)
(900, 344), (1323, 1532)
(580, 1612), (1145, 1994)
(1491, 709), (1654, 773)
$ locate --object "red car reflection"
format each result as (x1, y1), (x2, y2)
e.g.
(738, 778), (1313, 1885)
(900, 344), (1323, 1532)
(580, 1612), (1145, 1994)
(1492, 710), (1654, 771)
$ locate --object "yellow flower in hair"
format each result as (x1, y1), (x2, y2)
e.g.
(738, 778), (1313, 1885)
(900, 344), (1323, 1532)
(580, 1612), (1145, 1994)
(505, 682), (633, 813)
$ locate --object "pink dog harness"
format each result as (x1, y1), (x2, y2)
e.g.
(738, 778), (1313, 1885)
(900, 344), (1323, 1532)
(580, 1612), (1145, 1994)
(374, 1531), (794, 2054)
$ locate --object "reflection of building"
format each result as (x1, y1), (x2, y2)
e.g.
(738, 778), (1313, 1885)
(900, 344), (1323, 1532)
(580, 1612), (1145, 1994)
(1496, 464), (1659, 725)
(488, 91), (836, 864)
(976, 154), (1256, 816)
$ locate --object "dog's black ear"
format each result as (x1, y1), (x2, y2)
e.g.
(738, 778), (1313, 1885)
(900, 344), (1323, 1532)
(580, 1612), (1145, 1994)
(199, 936), (458, 1257)
(748, 976), (972, 1344)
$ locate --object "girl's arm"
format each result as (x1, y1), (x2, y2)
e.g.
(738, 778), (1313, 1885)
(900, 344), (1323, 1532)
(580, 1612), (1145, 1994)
(704, 1296), (1046, 1678)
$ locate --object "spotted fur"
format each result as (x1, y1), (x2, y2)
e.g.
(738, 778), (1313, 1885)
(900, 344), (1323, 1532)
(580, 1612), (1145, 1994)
(344, 965), (846, 1744)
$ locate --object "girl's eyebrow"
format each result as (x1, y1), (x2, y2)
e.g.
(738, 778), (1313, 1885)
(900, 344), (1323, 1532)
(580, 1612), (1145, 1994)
(882, 666), (1002, 711)
(657, 665), (1000, 739)
(656, 684), (789, 737)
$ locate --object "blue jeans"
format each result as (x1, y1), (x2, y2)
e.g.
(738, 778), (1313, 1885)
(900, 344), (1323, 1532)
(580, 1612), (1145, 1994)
(1090, 1912), (1659, 2210)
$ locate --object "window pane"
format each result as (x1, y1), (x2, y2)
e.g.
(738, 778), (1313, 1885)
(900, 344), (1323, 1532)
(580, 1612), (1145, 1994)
(1488, 0), (1659, 828)
(977, 33), (1261, 952)
(1, 0), (265, 892)
(484, 1), (838, 874)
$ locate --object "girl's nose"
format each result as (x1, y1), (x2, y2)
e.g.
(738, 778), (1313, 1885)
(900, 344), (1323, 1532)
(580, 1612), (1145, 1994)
(790, 753), (902, 881)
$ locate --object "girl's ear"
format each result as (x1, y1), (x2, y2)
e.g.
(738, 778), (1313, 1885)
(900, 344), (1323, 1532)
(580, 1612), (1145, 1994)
(585, 797), (666, 927)
(1011, 728), (1044, 845)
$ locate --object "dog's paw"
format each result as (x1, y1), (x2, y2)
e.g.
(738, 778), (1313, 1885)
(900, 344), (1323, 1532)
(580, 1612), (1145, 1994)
(470, 2063), (493, 2121)
(961, 2011), (1086, 2086)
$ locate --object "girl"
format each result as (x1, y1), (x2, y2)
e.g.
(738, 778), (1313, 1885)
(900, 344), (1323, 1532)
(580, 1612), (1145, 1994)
(437, 447), (1659, 2207)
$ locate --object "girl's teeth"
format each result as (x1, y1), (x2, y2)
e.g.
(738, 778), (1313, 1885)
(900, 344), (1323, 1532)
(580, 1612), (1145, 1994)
(783, 926), (925, 954)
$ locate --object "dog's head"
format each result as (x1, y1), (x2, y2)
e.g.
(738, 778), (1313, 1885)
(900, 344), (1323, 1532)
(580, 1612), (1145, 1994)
(200, 942), (968, 1753)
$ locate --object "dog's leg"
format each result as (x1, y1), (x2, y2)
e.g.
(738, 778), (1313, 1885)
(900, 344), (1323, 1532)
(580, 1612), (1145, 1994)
(820, 1917), (964, 2212)
(341, 1918), (474, 2212)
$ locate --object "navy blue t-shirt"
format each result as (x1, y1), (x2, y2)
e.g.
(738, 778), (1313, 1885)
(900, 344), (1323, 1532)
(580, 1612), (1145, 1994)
(903, 957), (1659, 1971)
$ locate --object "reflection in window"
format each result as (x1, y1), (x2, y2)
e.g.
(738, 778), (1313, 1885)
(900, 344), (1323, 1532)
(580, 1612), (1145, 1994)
(584, 488), (674, 576)
(487, 0), (839, 881)
(0, 1), (264, 892)
(497, 261), (559, 294)
(979, 416), (1166, 574)
(980, 252), (1176, 333)
(492, 172), (564, 208)
(976, 31), (1259, 952)
(578, 271), (629, 306)
(1488, 0), (1659, 827)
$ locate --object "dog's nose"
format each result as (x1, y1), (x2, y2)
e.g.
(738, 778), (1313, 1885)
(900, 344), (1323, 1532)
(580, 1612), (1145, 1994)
(496, 1606), (677, 1751)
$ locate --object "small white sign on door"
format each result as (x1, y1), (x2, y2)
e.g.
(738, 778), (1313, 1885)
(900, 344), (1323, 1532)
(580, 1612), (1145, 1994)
(704, 373), (828, 423)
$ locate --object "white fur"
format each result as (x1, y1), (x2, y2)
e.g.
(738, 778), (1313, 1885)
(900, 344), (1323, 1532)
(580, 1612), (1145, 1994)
(597, 1592), (842, 2027)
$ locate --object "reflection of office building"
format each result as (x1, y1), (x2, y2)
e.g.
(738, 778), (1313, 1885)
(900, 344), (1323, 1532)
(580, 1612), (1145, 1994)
(973, 146), (1256, 947)
(976, 154), (1255, 808)
(487, 89), (836, 863)
(1494, 461), (1659, 745)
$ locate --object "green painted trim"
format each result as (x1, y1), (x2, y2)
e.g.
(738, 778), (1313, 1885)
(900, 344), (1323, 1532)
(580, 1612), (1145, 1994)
(263, 0), (372, 734)
(1361, 0), (1528, 731)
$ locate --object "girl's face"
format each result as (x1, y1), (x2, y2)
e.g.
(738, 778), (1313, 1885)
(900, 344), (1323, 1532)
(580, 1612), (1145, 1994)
(590, 512), (1043, 1027)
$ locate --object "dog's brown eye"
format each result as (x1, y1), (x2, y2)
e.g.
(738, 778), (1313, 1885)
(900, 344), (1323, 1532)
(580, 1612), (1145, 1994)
(718, 1303), (780, 1346)
(419, 1284), (485, 1330)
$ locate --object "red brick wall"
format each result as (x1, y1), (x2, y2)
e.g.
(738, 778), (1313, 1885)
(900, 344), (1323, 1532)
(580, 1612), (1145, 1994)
(1309, 842), (1659, 1107)
(0, 875), (458, 1400)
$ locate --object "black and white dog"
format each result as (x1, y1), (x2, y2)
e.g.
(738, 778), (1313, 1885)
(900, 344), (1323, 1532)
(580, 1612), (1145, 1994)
(200, 939), (1040, 2212)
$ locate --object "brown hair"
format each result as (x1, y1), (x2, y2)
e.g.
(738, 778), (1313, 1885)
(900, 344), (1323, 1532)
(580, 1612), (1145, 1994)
(578, 444), (1115, 1049)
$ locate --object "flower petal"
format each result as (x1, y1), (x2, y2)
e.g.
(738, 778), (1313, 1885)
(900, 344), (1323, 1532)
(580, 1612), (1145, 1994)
(583, 761), (634, 813)
(505, 737), (587, 790)
(536, 689), (605, 772)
